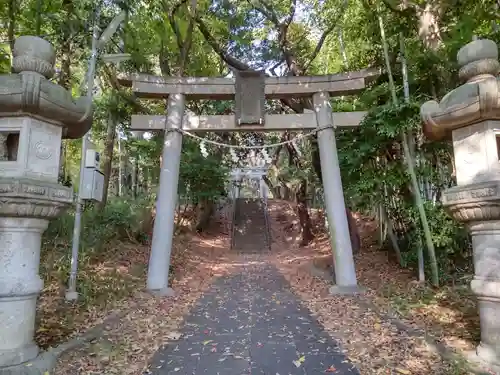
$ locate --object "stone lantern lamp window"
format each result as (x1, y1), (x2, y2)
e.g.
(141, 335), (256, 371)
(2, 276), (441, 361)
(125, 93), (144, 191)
(495, 132), (500, 161)
(0, 131), (20, 161)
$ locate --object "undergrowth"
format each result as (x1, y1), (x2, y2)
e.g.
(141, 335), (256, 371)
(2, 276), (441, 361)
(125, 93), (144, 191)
(37, 196), (155, 348)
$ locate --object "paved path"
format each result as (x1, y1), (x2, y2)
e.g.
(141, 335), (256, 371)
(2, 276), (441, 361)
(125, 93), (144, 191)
(148, 264), (358, 374)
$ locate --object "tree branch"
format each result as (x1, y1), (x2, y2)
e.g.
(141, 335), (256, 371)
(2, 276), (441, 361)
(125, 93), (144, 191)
(159, 39), (172, 76)
(380, 0), (419, 14)
(280, 98), (303, 113)
(303, 25), (336, 72)
(164, 0), (189, 52)
(195, 15), (251, 70)
(177, 0), (197, 75)
(284, 0), (297, 26)
(102, 64), (152, 114)
(304, 0), (349, 73)
(269, 59), (284, 76)
(250, 0), (293, 51)
(7, 0), (16, 54)
(248, 0), (280, 28)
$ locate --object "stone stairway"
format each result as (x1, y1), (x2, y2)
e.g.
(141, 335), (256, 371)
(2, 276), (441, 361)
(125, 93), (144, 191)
(231, 198), (271, 252)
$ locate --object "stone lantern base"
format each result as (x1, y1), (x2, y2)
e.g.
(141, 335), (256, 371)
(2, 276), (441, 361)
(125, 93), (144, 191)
(470, 219), (500, 367)
(0, 178), (72, 369)
(443, 181), (500, 367)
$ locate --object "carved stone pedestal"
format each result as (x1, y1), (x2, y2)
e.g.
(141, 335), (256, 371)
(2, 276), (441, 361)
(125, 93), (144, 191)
(470, 221), (500, 366)
(0, 217), (47, 367)
(0, 179), (72, 368)
(444, 182), (500, 367)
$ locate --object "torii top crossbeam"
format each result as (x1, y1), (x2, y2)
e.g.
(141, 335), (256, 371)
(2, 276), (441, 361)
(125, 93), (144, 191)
(117, 68), (379, 100)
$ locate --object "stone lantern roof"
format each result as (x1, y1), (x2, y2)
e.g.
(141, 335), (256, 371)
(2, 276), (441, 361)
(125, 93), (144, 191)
(421, 39), (500, 140)
(0, 36), (92, 138)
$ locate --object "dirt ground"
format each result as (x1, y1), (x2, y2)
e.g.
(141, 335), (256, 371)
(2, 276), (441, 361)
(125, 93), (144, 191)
(39, 200), (485, 374)
(268, 200), (482, 374)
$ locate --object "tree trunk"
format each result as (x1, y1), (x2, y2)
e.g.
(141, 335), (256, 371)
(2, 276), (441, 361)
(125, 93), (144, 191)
(296, 179), (314, 246)
(133, 157), (139, 198)
(346, 206), (360, 254)
(417, 3), (443, 50)
(58, 141), (67, 185)
(196, 198), (215, 232)
(98, 114), (117, 210)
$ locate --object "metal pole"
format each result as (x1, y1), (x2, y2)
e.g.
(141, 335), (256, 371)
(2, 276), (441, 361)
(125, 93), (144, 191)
(66, 15), (129, 302)
(118, 129), (122, 196)
(66, 134), (88, 301)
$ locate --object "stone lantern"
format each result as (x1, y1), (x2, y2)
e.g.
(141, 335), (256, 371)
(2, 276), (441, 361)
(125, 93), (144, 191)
(0, 36), (91, 370)
(421, 39), (500, 367)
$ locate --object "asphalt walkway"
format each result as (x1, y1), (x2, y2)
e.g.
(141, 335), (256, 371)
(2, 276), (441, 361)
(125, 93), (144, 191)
(148, 263), (358, 375)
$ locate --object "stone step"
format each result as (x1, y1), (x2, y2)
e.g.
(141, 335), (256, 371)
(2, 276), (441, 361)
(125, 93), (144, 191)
(231, 198), (271, 252)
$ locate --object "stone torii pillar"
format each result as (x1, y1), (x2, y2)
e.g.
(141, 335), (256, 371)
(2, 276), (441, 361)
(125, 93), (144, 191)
(146, 94), (185, 296)
(0, 36), (91, 370)
(421, 39), (500, 368)
(314, 92), (358, 292)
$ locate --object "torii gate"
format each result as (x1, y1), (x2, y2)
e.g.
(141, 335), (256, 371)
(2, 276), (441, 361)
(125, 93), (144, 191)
(230, 167), (269, 200)
(118, 68), (378, 295)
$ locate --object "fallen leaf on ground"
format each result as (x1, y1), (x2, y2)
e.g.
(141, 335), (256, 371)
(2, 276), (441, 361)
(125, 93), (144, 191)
(166, 332), (182, 340)
(395, 369), (411, 374)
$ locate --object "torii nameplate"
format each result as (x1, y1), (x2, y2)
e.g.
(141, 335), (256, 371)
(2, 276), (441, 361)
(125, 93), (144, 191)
(234, 70), (266, 127)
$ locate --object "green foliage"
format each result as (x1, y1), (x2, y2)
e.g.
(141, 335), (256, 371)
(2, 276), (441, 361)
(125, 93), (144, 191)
(179, 137), (230, 204)
(0, 44), (9, 74)
(338, 100), (421, 208)
(402, 202), (472, 281)
(43, 196), (154, 259)
(338, 97), (469, 279)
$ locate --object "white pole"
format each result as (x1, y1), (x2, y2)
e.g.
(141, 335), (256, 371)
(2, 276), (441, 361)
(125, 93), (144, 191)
(65, 9), (100, 301)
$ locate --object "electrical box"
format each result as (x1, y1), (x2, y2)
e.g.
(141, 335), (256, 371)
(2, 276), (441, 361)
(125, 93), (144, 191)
(80, 168), (104, 202)
(85, 149), (101, 169)
(81, 146), (104, 202)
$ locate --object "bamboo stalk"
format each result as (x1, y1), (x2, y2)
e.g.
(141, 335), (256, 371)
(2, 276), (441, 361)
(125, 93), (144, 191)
(400, 32), (425, 283)
(378, 15), (439, 286)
